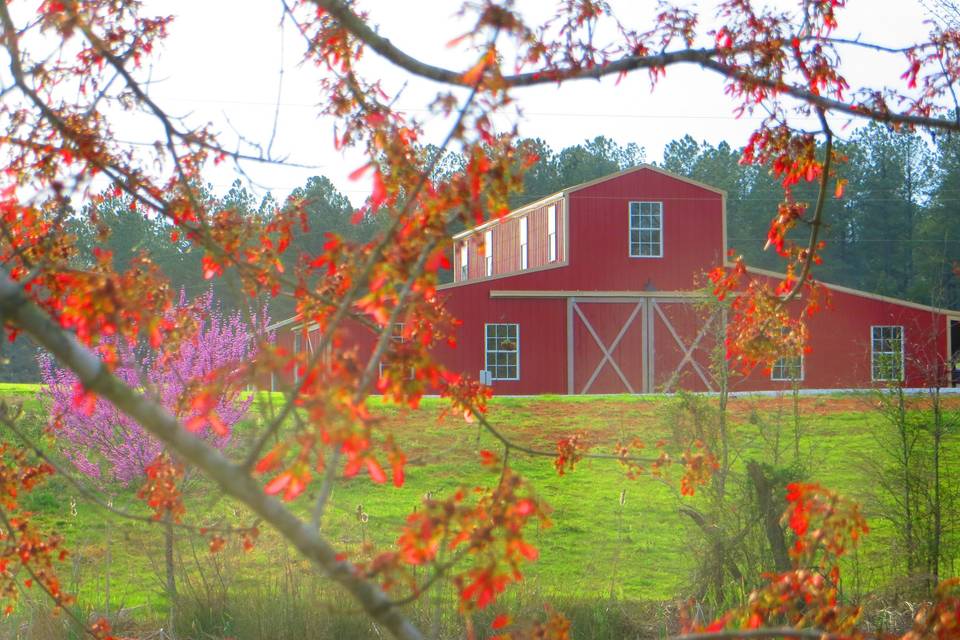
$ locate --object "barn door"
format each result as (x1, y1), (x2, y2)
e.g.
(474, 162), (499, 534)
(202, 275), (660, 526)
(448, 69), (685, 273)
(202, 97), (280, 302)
(568, 298), (647, 394)
(649, 299), (720, 392)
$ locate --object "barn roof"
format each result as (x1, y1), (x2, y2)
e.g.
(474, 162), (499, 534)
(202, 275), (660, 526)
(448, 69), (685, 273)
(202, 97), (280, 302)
(744, 265), (960, 315)
(451, 164), (726, 241)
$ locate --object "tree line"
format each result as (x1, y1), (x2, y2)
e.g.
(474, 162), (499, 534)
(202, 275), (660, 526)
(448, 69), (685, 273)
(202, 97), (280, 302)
(4, 129), (957, 383)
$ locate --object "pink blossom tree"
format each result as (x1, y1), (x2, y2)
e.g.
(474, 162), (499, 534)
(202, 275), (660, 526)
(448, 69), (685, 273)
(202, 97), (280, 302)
(39, 290), (266, 627)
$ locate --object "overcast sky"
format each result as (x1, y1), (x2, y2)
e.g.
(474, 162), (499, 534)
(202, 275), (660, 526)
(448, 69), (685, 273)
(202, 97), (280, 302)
(138, 1), (937, 206)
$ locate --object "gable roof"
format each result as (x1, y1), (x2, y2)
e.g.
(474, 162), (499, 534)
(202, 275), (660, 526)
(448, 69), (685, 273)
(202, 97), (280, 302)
(452, 164), (726, 240)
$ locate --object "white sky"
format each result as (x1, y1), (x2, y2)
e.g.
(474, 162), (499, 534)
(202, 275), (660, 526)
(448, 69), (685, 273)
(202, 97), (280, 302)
(137, 0), (937, 206)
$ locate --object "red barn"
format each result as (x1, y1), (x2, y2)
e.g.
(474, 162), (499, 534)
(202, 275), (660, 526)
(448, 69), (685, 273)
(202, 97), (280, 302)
(272, 166), (960, 394)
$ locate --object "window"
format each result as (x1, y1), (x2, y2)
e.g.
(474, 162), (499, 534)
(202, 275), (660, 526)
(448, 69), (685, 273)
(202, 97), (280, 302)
(519, 217), (528, 270)
(547, 205), (557, 262)
(485, 323), (519, 380)
(771, 355), (804, 381)
(379, 323), (411, 379)
(459, 241), (468, 281)
(872, 326), (904, 381)
(629, 201), (663, 257)
(484, 230), (493, 277)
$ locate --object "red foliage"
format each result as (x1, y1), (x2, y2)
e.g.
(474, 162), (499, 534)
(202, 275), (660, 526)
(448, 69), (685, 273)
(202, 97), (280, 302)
(137, 454), (185, 522)
(0, 444), (73, 617)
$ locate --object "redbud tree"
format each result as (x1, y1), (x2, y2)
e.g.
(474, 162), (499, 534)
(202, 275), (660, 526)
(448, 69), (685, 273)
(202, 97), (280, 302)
(38, 290), (263, 623)
(39, 291), (258, 486)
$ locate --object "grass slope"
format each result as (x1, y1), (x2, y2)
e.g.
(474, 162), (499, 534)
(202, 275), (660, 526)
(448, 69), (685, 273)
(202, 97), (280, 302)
(0, 385), (955, 638)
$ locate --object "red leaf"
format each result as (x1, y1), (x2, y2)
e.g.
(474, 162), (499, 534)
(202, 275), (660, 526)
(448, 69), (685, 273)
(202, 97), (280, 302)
(264, 472), (291, 496)
(370, 171), (387, 210)
(185, 415), (206, 433)
(391, 452), (406, 488)
(348, 163), (372, 181)
(492, 614), (511, 630)
(366, 457), (387, 484)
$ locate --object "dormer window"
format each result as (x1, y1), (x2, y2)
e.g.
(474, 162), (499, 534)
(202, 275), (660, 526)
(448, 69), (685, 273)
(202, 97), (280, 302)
(629, 201), (662, 258)
(519, 217), (528, 270)
(484, 230), (493, 276)
(547, 205), (557, 262)
(459, 240), (469, 281)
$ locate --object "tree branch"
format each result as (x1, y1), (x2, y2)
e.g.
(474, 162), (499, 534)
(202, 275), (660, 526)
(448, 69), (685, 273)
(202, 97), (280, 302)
(311, 0), (960, 134)
(0, 271), (425, 640)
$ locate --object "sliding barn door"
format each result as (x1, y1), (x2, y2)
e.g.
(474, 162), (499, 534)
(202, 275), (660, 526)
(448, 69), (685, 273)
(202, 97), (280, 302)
(566, 297), (719, 394)
(568, 298), (647, 394)
(649, 299), (720, 392)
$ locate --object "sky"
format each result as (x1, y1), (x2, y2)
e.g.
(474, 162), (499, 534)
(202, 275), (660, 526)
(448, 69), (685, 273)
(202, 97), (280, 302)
(136, 0), (939, 206)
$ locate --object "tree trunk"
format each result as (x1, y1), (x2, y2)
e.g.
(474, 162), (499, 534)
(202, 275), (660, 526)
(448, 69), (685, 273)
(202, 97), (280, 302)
(896, 388), (916, 575)
(679, 505), (743, 601)
(164, 513), (177, 638)
(931, 386), (943, 592)
(747, 461), (791, 573)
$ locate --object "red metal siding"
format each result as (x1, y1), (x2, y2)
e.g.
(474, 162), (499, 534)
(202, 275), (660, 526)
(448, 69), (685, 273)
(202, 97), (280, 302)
(563, 170), (724, 291)
(729, 272), (950, 391)
(438, 287), (567, 394)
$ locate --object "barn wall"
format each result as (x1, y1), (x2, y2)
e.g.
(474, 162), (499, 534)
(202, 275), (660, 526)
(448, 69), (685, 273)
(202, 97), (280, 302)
(437, 286), (567, 394)
(564, 169), (724, 291)
(728, 273), (951, 391)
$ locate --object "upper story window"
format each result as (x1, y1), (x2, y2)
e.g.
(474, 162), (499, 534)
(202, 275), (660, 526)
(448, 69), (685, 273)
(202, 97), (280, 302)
(485, 323), (519, 380)
(484, 230), (493, 277)
(629, 201), (663, 258)
(519, 217), (528, 270)
(459, 240), (468, 281)
(547, 205), (557, 262)
(872, 325), (904, 382)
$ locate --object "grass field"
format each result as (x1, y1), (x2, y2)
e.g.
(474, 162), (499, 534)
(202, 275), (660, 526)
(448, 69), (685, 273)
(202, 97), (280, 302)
(0, 384), (956, 638)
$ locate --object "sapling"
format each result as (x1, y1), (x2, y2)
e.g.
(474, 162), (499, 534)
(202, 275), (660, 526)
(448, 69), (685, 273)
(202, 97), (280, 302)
(40, 291), (264, 632)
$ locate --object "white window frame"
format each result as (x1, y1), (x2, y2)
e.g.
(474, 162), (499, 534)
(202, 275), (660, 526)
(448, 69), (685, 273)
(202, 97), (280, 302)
(872, 325), (905, 382)
(484, 230), (493, 277)
(459, 240), (469, 281)
(379, 323), (413, 379)
(519, 217), (528, 270)
(547, 205), (557, 262)
(771, 354), (804, 381)
(628, 201), (663, 258)
(484, 323), (520, 381)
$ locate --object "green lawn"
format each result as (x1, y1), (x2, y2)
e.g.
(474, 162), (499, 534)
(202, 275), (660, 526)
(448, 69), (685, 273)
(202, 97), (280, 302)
(0, 384), (955, 638)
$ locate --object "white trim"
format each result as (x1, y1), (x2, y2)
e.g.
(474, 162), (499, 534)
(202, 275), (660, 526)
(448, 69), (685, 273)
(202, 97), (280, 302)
(742, 265), (960, 314)
(484, 323), (520, 381)
(460, 240), (469, 281)
(547, 205), (557, 262)
(628, 201), (663, 258)
(871, 325), (905, 382)
(490, 290), (708, 299)
(437, 258), (568, 290)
